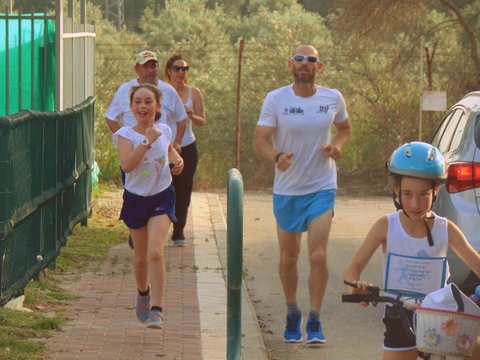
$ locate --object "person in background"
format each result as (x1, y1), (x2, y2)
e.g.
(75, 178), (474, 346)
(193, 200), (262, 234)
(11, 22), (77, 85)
(253, 44), (352, 344)
(344, 142), (480, 360)
(112, 84), (184, 329)
(106, 50), (187, 249)
(164, 54), (206, 247)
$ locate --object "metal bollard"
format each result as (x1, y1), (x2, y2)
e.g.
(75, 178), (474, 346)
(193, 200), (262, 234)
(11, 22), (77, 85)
(227, 168), (244, 360)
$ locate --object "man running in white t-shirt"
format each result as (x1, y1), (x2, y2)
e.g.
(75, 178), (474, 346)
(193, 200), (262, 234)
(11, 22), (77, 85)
(254, 43), (352, 345)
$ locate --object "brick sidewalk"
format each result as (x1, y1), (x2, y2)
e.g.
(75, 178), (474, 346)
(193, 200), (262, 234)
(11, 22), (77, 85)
(47, 196), (203, 360)
(45, 192), (267, 360)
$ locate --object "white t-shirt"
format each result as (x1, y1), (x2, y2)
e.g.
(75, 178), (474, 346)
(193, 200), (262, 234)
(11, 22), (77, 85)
(106, 79), (187, 137)
(257, 84), (348, 195)
(112, 124), (173, 196)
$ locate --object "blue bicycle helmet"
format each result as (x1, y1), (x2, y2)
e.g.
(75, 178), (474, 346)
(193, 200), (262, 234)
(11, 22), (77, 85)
(386, 142), (447, 183)
(386, 142), (447, 247)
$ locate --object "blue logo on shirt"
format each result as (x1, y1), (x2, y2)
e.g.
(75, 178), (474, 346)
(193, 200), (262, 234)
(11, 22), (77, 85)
(317, 105), (329, 114)
(283, 106), (304, 115)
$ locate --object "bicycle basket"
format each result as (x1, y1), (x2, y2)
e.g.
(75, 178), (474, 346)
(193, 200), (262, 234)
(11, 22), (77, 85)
(416, 307), (480, 357)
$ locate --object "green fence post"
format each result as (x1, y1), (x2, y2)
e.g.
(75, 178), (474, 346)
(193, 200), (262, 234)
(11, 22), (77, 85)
(227, 168), (244, 360)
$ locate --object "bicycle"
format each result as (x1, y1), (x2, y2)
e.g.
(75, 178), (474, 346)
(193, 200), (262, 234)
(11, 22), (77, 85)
(342, 280), (480, 360)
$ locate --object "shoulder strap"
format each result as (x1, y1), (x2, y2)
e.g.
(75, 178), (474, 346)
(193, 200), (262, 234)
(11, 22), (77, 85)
(188, 86), (193, 102)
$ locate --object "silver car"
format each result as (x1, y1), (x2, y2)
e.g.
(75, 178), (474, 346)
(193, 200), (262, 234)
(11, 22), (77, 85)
(430, 91), (480, 293)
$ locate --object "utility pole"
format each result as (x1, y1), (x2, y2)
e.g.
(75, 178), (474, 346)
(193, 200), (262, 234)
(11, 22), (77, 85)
(418, 37), (424, 141)
(105, 0), (124, 30)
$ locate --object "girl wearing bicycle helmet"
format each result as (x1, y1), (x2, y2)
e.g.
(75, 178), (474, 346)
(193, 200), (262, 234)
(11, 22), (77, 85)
(344, 142), (480, 360)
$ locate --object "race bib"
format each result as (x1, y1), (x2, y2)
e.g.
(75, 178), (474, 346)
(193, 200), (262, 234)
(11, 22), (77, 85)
(384, 252), (447, 299)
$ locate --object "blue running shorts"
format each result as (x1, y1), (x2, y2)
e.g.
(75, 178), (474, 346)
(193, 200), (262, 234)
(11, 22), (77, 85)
(119, 185), (177, 229)
(273, 189), (336, 232)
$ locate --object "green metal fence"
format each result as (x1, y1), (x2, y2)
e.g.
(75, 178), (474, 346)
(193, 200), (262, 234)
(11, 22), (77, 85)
(0, 11), (56, 116)
(0, 96), (95, 306)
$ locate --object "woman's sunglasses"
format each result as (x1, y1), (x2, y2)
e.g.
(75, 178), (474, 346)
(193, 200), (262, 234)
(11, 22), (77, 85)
(291, 54), (319, 64)
(172, 65), (190, 72)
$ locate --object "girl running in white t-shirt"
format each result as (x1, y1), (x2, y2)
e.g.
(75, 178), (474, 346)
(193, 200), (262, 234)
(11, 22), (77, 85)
(113, 83), (183, 329)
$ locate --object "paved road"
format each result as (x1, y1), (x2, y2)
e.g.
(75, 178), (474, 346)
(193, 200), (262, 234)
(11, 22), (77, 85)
(240, 192), (394, 360)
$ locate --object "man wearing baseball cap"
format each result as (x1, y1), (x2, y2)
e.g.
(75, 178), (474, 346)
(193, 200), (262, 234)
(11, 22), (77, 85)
(106, 50), (187, 152)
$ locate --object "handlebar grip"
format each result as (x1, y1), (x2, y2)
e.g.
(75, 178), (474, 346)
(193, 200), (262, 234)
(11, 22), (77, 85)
(342, 294), (373, 303)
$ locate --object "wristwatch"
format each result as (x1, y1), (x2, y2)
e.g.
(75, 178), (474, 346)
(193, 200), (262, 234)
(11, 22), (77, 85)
(141, 138), (150, 146)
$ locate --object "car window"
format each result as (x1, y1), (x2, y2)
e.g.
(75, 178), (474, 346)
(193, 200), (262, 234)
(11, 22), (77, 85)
(449, 111), (468, 151)
(433, 109), (465, 153)
(431, 111), (454, 148)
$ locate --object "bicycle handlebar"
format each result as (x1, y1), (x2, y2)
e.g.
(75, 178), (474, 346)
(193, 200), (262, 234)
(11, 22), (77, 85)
(341, 293), (398, 306)
(342, 280), (404, 307)
(342, 280), (415, 341)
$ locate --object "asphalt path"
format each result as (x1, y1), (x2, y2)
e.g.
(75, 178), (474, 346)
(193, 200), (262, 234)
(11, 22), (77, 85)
(241, 192), (394, 360)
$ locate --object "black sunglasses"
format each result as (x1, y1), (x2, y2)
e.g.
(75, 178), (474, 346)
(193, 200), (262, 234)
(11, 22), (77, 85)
(172, 65), (190, 72)
(291, 54), (319, 64)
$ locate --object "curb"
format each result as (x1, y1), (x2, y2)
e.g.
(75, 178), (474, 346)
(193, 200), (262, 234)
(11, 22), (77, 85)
(207, 193), (269, 359)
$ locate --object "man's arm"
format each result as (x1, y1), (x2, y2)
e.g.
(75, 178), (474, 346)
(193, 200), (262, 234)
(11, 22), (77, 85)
(332, 118), (352, 149)
(173, 119), (186, 153)
(322, 119), (352, 159)
(105, 83), (127, 134)
(106, 118), (120, 134)
(254, 125), (294, 171)
(253, 125), (277, 162)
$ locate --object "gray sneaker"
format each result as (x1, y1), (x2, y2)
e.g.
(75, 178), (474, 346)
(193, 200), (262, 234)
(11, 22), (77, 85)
(173, 239), (186, 247)
(147, 309), (164, 329)
(136, 292), (150, 322)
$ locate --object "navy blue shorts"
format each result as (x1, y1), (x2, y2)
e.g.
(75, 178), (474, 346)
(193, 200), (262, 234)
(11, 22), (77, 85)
(119, 186), (177, 229)
(382, 305), (416, 351)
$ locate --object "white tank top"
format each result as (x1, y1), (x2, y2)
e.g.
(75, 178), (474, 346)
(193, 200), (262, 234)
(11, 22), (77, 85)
(180, 86), (196, 147)
(383, 211), (450, 297)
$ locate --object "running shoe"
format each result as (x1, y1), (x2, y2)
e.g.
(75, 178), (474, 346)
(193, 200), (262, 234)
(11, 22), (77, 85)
(306, 316), (326, 344)
(172, 232), (186, 247)
(173, 239), (186, 247)
(283, 311), (302, 343)
(147, 309), (164, 329)
(136, 292), (150, 322)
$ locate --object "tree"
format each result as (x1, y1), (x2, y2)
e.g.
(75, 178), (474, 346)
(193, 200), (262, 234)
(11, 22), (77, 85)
(90, 0), (479, 190)
(139, 0), (239, 187)
(8, 0), (55, 13)
(439, 0), (480, 89)
(89, 2), (147, 180)
(326, 0), (477, 185)
(332, 0), (480, 90)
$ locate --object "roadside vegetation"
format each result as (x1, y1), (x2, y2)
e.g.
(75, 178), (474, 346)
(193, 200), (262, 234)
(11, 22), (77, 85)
(11, 0), (469, 191)
(88, 0), (480, 191)
(8, 2), (480, 190)
(0, 184), (127, 359)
